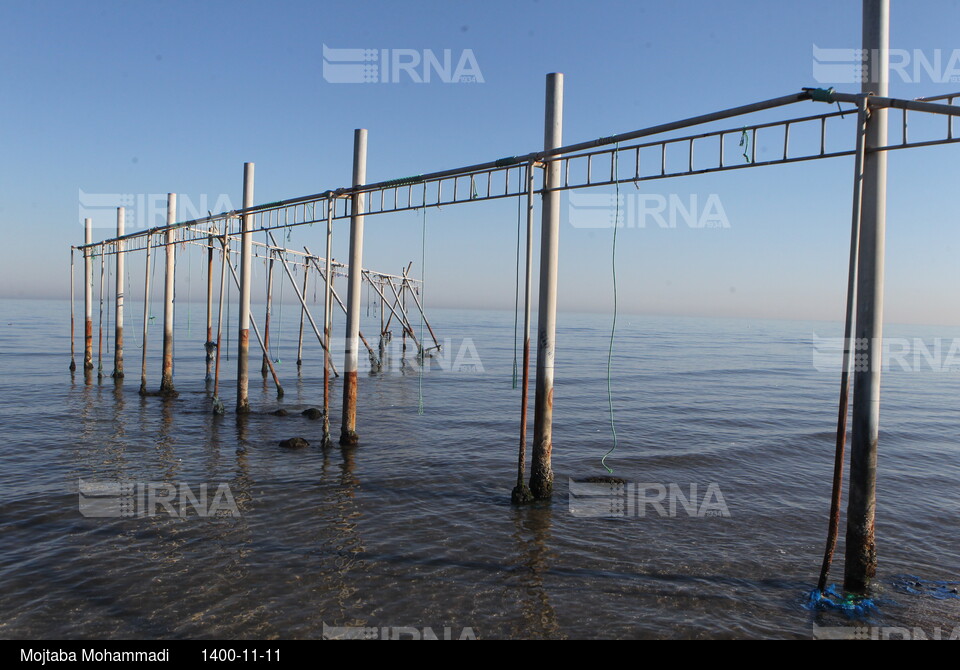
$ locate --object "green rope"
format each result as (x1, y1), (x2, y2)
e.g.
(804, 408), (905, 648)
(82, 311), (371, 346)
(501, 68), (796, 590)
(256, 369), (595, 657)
(739, 128), (751, 164)
(512, 167), (522, 389)
(601, 144), (620, 474)
(418, 207), (426, 415)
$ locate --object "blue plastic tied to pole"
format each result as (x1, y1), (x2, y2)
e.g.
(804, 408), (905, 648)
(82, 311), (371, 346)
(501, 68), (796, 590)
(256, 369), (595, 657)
(805, 584), (880, 619)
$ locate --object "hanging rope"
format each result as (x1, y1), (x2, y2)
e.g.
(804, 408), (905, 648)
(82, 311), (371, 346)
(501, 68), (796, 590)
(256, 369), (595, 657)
(601, 144), (621, 474)
(512, 166), (522, 389)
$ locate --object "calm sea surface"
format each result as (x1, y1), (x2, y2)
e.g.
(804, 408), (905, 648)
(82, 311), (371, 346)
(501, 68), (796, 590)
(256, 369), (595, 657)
(0, 298), (958, 639)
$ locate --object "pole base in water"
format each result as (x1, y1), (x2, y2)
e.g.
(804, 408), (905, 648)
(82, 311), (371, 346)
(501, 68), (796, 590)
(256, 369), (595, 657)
(339, 429), (359, 447)
(529, 470), (554, 500)
(511, 484), (534, 505)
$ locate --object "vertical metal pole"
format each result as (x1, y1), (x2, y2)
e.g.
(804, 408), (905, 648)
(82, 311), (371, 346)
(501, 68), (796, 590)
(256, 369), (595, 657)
(83, 218), (93, 372)
(340, 129), (367, 446)
(818, 97), (868, 593)
(296, 262), (309, 369)
(205, 225), (215, 383)
(401, 274), (407, 355)
(160, 194), (177, 396)
(323, 198), (334, 446)
(845, 0), (888, 595)
(262, 251), (274, 377)
(70, 248), (77, 372)
(530, 72), (563, 500)
(513, 162), (537, 504)
(112, 207), (125, 379)
(237, 163), (254, 413)
(139, 233), (153, 395)
(212, 228), (228, 412)
(97, 245), (104, 379)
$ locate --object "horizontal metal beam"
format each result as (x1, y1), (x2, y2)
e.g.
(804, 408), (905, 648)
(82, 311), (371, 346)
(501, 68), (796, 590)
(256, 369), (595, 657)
(77, 89), (960, 252)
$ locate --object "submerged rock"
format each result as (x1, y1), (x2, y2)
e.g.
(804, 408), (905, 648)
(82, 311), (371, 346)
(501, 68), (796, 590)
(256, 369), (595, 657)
(574, 475), (628, 485)
(279, 437), (309, 449)
(301, 408), (323, 420)
(272, 409), (289, 417)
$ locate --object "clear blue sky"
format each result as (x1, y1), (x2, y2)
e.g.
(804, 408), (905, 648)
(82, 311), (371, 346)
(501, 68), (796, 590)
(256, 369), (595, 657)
(2, 0), (960, 324)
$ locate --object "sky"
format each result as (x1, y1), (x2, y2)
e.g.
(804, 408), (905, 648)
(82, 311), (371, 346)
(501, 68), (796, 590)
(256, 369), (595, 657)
(2, 0), (960, 324)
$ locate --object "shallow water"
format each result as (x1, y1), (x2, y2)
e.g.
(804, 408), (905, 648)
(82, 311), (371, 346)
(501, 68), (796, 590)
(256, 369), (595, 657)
(0, 298), (958, 639)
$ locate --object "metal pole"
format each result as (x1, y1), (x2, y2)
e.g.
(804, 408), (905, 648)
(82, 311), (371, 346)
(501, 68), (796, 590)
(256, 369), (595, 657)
(513, 162), (537, 504)
(262, 251), (274, 377)
(401, 273), (407, 355)
(818, 96), (868, 593)
(139, 233), (153, 395)
(84, 218), (93, 372)
(160, 194), (177, 396)
(303, 251), (368, 367)
(845, 0), (889, 595)
(237, 162), (254, 413)
(264, 233), (339, 373)
(340, 129), (367, 446)
(205, 225), (215, 383)
(296, 262), (309, 369)
(69, 248), (76, 372)
(221, 237), (283, 397)
(212, 229), (228, 412)
(112, 207), (125, 379)
(323, 198), (334, 447)
(530, 73), (563, 500)
(97, 244), (105, 379)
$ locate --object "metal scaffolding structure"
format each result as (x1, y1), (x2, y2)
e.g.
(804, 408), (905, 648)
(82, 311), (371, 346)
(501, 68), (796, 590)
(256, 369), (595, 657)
(70, 0), (958, 598)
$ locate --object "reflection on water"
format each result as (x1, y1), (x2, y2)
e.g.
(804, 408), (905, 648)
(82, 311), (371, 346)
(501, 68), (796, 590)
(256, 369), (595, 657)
(0, 300), (959, 638)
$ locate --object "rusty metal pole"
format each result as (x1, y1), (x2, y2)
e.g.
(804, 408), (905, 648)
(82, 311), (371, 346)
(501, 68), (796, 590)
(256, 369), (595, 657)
(818, 96), (868, 593)
(844, 0), (889, 595)
(69, 248), (77, 372)
(205, 225), (215, 383)
(513, 162), (537, 505)
(212, 228), (228, 412)
(112, 207), (125, 379)
(97, 244), (105, 379)
(159, 194), (177, 396)
(236, 163), (254, 413)
(530, 72), (563, 500)
(139, 233), (153, 395)
(323, 198), (334, 446)
(83, 219), (93, 373)
(262, 251), (274, 377)
(340, 129), (367, 446)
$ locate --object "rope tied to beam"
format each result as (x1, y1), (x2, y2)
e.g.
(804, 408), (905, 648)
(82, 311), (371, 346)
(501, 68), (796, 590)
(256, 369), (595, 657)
(601, 143), (621, 474)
